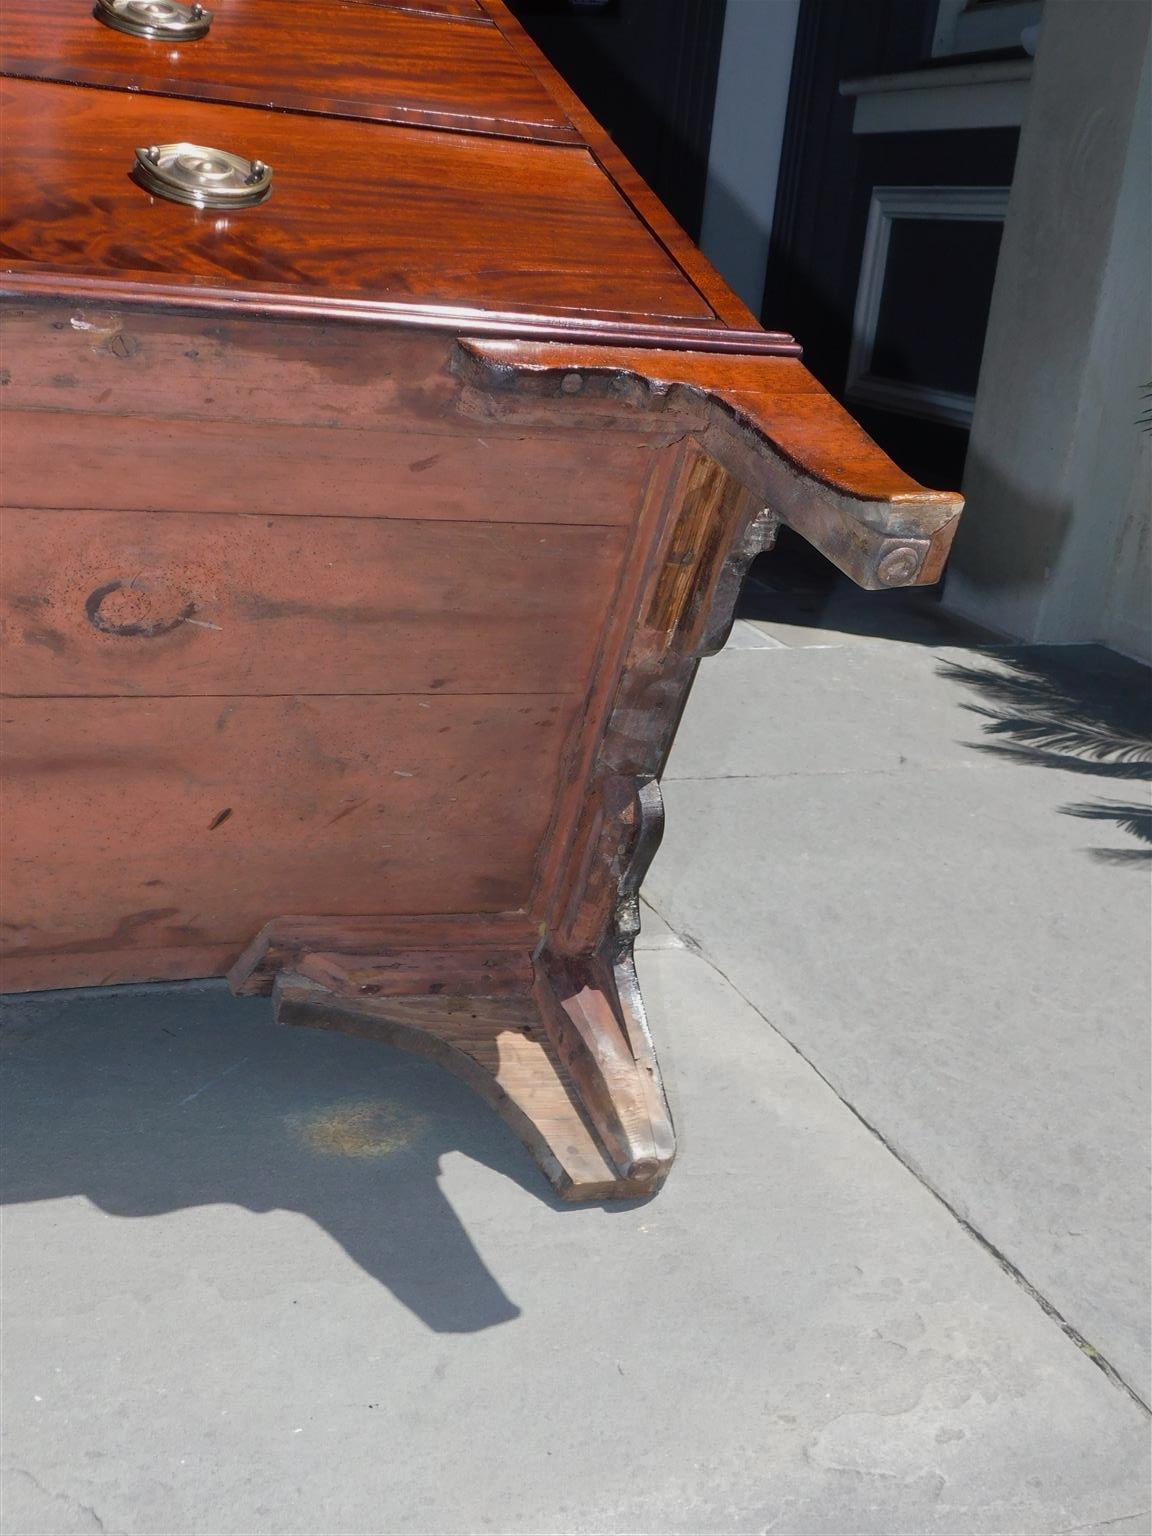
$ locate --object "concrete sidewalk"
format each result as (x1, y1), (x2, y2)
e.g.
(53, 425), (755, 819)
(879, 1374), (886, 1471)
(2, 593), (1149, 1535)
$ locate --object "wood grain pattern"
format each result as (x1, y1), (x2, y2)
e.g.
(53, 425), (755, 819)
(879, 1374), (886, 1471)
(0, 0), (965, 1206)
(340, 0), (486, 15)
(0, 941), (247, 993)
(524, 442), (690, 951)
(3, 277), (801, 354)
(0, 305), (476, 430)
(0, 79), (713, 323)
(454, 340), (964, 588)
(229, 913), (536, 995)
(296, 948), (533, 997)
(1, 411), (654, 524)
(272, 975), (660, 1201)
(0, 0), (577, 142)
(0, 692), (576, 990)
(1, 304), (704, 465)
(480, 0), (762, 334)
(534, 948), (673, 1187)
(446, 334), (964, 987)
(0, 508), (628, 697)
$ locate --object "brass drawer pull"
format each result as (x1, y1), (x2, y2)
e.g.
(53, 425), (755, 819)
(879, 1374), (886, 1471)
(133, 143), (273, 209)
(94, 0), (213, 40)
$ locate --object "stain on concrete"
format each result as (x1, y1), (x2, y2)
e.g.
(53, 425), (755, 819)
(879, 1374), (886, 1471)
(290, 1099), (428, 1160)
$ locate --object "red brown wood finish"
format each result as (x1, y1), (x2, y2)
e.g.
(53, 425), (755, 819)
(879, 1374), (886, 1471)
(479, 0), (762, 332)
(0, 507), (629, 697)
(338, 0), (486, 15)
(0, 2), (964, 1200)
(0, 80), (712, 322)
(0, 0), (576, 141)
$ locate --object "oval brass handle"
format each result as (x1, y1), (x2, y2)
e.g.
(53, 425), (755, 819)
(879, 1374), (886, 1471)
(133, 143), (273, 209)
(94, 0), (212, 39)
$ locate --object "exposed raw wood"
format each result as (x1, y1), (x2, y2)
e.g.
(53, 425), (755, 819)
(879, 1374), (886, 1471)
(272, 975), (662, 1201)
(0, 415), (653, 524)
(0, 11), (963, 1200)
(0, 942), (246, 994)
(454, 340), (964, 590)
(229, 913), (537, 997)
(0, 508), (627, 697)
(295, 949), (533, 998)
(0, 692), (576, 992)
(533, 953), (669, 1185)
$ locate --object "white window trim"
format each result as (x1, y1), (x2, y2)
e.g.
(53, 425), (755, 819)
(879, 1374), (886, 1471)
(846, 185), (1011, 429)
(932, 0), (1042, 59)
(839, 59), (1032, 135)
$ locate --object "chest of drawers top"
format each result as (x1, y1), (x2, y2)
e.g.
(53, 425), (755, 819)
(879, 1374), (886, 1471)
(1, 0), (567, 139)
(0, 0), (789, 348)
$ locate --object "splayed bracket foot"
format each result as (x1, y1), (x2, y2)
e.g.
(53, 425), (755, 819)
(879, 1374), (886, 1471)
(230, 919), (673, 1201)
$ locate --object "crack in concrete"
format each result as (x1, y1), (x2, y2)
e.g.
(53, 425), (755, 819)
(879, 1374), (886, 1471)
(1053, 1513), (1152, 1534)
(643, 897), (1152, 1418)
(664, 761), (1022, 783)
(4, 1466), (108, 1532)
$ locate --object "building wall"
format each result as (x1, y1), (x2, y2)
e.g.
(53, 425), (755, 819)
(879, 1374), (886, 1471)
(759, 0), (1021, 490)
(1089, 50), (1151, 663)
(945, 0), (1152, 662)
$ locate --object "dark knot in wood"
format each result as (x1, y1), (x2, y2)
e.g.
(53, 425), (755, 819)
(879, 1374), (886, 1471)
(85, 580), (195, 638)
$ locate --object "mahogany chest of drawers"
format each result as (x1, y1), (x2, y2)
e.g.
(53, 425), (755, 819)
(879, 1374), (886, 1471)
(0, 0), (962, 1198)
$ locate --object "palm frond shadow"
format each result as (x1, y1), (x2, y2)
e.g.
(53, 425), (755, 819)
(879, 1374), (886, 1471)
(939, 652), (1152, 863)
(1063, 800), (1152, 842)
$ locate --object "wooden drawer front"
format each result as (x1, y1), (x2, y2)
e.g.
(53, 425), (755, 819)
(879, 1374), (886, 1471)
(336, 0), (485, 13)
(1, 692), (571, 978)
(0, 508), (627, 697)
(1, 412), (651, 527)
(0, 81), (714, 323)
(0, 0), (575, 143)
